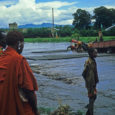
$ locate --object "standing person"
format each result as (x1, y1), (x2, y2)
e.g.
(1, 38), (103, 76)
(82, 48), (99, 115)
(98, 30), (103, 42)
(0, 31), (39, 115)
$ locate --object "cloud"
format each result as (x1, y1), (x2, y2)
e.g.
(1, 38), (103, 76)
(0, 0), (79, 28)
(36, 1), (77, 9)
(0, 0), (115, 28)
(0, 0), (17, 7)
(83, 5), (115, 15)
(104, 5), (115, 9)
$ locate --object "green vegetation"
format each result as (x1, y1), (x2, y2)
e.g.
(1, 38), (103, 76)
(24, 37), (71, 42)
(73, 6), (115, 29)
(79, 36), (115, 42)
(73, 9), (91, 29)
(39, 107), (53, 115)
(24, 36), (115, 43)
(38, 104), (84, 115)
(21, 25), (73, 38)
(21, 26), (115, 38)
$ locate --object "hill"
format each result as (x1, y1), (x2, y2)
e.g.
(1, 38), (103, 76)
(18, 23), (63, 28)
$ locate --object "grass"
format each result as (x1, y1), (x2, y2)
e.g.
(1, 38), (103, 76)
(39, 107), (53, 115)
(78, 36), (115, 43)
(24, 36), (115, 43)
(38, 105), (84, 115)
(24, 37), (71, 43)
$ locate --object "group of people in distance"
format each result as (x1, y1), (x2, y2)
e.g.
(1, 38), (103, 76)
(0, 30), (99, 115)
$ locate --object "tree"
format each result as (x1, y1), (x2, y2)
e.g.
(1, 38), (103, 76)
(110, 8), (115, 24)
(57, 25), (73, 37)
(72, 9), (91, 29)
(93, 6), (115, 29)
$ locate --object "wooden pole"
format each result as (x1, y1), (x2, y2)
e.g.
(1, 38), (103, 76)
(52, 8), (54, 38)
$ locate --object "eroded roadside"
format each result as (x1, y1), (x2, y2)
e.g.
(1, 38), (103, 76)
(23, 43), (115, 115)
(29, 56), (115, 115)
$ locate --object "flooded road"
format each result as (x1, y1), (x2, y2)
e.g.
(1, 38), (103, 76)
(23, 42), (115, 115)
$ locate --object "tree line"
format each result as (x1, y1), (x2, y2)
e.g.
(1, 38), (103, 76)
(73, 6), (115, 29)
(21, 25), (73, 38)
(22, 26), (115, 38)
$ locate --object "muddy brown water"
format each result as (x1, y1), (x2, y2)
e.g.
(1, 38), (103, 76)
(22, 42), (115, 115)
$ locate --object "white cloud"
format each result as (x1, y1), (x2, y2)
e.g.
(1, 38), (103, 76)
(0, 0), (115, 28)
(104, 5), (115, 9)
(74, 5), (115, 17)
(36, 1), (77, 9)
(0, 0), (78, 28)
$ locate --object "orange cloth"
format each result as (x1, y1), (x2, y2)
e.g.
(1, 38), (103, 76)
(78, 41), (82, 45)
(88, 88), (97, 97)
(88, 43), (93, 48)
(0, 46), (38, 115)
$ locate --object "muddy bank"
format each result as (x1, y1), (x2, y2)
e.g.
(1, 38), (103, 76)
(27, 53), (114, 60)
(23, 43), (115, 115)
(29, 56), (115, 115)
(32, 49), (68, 53)
(30, 64), (82, 85)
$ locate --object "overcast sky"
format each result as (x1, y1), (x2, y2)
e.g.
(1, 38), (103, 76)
(0, 0), (115, 28)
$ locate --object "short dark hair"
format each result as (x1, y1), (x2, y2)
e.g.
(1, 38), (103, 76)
(6, 31), (24, 46)
(88, 48), (95, 56)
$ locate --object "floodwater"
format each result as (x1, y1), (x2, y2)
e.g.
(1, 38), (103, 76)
(22, 42), (115, 115)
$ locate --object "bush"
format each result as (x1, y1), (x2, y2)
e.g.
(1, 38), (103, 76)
(79, 30), (98, 37)
(103, 27), (115, 36)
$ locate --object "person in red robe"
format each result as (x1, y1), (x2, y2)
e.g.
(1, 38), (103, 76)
(0, 31), (39, 115)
